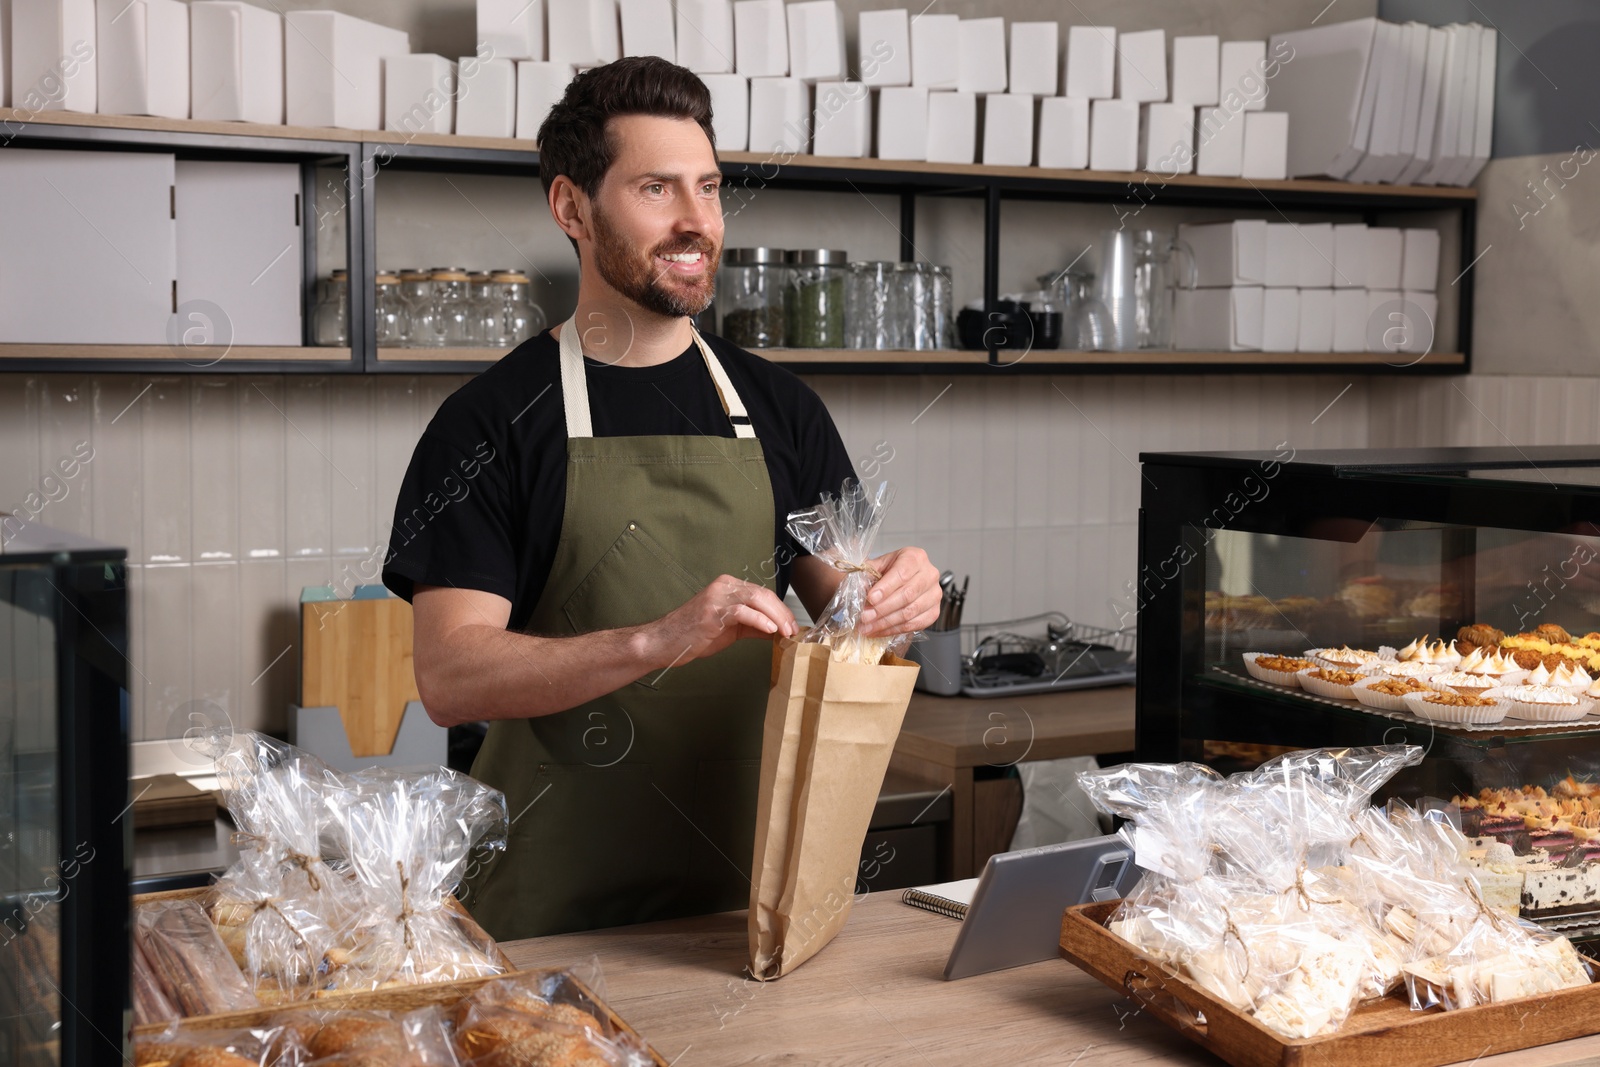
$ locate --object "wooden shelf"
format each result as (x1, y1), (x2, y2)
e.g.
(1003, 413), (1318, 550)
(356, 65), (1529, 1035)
(0, 344), (340, 362)
(759, 348), (1467, 368)
(377, 347), (502, 363)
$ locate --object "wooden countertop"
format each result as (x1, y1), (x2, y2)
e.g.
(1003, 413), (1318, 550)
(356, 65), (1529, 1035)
(501, 892), (1599, 1067)
(896, 685), (1137, 768)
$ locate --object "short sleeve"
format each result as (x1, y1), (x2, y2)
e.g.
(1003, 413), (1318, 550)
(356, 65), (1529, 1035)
(382, 433), (516, 604)
(787, 386), (855, 558)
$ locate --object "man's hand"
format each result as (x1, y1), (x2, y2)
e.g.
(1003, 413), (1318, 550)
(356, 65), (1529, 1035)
(650, 574), (798, 666)
(858, 547), (941, 637)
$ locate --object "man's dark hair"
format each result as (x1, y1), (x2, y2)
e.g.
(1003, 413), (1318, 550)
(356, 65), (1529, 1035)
(537, 56), (718, 202)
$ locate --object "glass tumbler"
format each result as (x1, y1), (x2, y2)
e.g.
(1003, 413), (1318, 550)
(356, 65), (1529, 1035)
(398, 269), (433, 347)
(374, 272), (406, 346)
(312, 269), (348, 347)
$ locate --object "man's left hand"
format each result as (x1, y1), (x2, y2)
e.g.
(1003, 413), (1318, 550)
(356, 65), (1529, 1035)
(858, 546), (942, 637)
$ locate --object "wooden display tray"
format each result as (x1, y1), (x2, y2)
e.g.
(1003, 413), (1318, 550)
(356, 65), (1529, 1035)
(1059, 900), (1600, 1067)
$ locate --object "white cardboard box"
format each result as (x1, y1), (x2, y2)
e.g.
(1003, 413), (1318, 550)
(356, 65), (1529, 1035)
(1180, 220), (1267, 287)
(812, 81), (869, 157)
(1261, 287), (1298, 351)
(1295, 222), (1335, 288)
(858, 9), (909, 87)
(191, 2), (283, 124)
(699, 72), (748, 150)
(926, 90), (976, 163)
(748, 76), (808, 153)
(476, 0), (542, 61)
(175, 160), (301, 346)
(1195, 105), (1244, 177)
(11, 0), (96, 113)
(1174, 286), (1264, 351)
(981, 93), (1032, 166)
(958, 17), (1006, 95)
(549, 0), (619, 67)
(1007, 20), (1056, 96)
(1264, 222), (1298, 286)
(876, 86), (927, 160)
(1366, 288), (1403, 352)
(1142, 102), (1193, 173)
(515, 61), (575, 139)
(1066, 26), (1115, 100)
(1118, 28), (1166, 103)
(1219, 39), (1267, 110)
(1297, 288), (1334, 352)
(676, 0), (733, 74)
(384, 54), (455, 134)
(1, 0), (9, 107)
(1089, 98), (1138, 171)
(1171, 35), (1219, 105)
(1366, 227), (1403, 291)
(97, 0), (189, 118)
(0, 148), (175, 343)
(786, 0), (844, 83)
(1399, 291), (1438, 354)
(733, 0), (786, 77)
(1037, 96), (1089, 168)
(285, 11), (410, 131)
(455, 55), (516, 137)
(1333, 223), (1367, 288)
(1332, 287), (1367, 351)
(1240, 110), (1288, 179)
(910, 13), (958, 90)
(620, 0), (674, 61)
(1402, 228), (1441, 292)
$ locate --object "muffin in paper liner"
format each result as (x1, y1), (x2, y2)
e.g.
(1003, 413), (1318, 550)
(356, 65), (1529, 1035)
(1307, 646), (1386, 673)
(1486, 684), (1595, 722)
(1352, 675), (1431, 712)
(1242, 652), (1310, 688)
(1401, 689), (1508, 725)
(1427, 670), (1501, 697)
(1296, 667), (1363, 700)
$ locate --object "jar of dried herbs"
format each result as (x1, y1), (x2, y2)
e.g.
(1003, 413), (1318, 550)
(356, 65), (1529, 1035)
(716, 247), (789, 348)
(784, 249), (848, 349)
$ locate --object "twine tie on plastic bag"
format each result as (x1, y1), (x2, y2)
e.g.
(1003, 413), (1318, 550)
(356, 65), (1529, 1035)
(285, 850), (323, 892)
(1287, 862), (1343, 912)
(831, 560), (883, 581)
(1463, 876), (1506, 931)
(396, 860), (416, 949)
(251, 896), (311, 949)
(1222, 911), (1251, 980)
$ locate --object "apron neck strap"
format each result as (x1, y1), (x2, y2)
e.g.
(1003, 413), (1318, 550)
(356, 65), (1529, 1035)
(557, 315), (756, 440)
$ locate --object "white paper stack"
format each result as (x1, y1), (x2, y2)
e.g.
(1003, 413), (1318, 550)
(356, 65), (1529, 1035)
(787, 1), (844, 83)
(876, 86), (927, 160)
(477, 0), (543, 60)
(1089, 99), (1139, 171)
(1365, 227), (1404, 290)
(516, 61), (575, 140)
(1171, 36), (1219, 105)
(620, 0), (674, 61)
(1396, 26), (1447, 185)
(456, 56), (516, 137)
(1142, 103), (1193, 174)
(813, 81), (869, 157)
(11, 0), (97, 113)
(1007, 21), (1056, 97)
(748, 76), (808, 153)
(734, 0), (786, 77)
(284, 11), (410, 131)
(911, 14), (958, 90)
(1066, 26), (1115, 100)
(385, 54), (455, 134)
(982, 93), (1032, 166)
(549, 0), (620, 67)
(926, 90), (976, 163)
(858, 9), (909, 87)
(97, 0), (189, 118)
(1119, 29), (1166, 103)
(700, 72), (749, 150)
(191, 1), (283, 124)
(957, 17), (1006, 94)
(1401, 228), (1440, 291)
(1038, 97), (1089, 169)
(677, 0), (733, 74)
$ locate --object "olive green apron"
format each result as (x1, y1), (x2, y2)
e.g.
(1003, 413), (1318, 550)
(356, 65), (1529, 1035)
(462, 318), (778, 941)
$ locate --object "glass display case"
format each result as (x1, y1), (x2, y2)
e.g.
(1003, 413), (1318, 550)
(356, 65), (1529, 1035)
(0, 521), (130, 1065)
(1137, 447), (1600, 798)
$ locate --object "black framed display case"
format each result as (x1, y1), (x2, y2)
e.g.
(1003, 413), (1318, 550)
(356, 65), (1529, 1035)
(0, 521), (130, 1066)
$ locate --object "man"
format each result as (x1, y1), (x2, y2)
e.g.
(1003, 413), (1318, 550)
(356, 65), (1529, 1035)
(382, 56), (940, 941)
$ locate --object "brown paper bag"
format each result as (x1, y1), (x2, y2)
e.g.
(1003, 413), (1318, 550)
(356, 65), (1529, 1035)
(748, 638), (919, 979)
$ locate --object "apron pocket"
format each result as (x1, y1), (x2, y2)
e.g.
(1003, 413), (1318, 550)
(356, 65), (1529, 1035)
(677, 757), (762, 913)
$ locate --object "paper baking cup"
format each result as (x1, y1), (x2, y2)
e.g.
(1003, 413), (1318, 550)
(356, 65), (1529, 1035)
(1243, 653), (1305, 688)
(1402, 690), (1508, 725)
(1296, 668), (1360, 700)
(1374, 660), (1444, 681)
(1427, 674), (1501, 697)
(1487, 687), (1595, 722)
(1352, 676), (1429, 712)
(1309, 648), (1384, 673)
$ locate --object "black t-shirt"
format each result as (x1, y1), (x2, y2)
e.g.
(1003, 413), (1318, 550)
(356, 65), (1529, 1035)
(382, 330), (854, 629)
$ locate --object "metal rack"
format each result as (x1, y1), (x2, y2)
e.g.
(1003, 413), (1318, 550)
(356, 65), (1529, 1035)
(954, 611), (1137, 698)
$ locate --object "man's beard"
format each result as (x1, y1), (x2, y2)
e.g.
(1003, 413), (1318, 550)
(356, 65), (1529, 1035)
(592, 206), (720, 318)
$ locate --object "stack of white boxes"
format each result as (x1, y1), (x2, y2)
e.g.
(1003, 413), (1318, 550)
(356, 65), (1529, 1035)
(1174, 220), (1440, 353)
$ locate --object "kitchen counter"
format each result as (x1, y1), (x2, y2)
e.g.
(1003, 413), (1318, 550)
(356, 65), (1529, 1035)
(501, 892), (1596, 1067)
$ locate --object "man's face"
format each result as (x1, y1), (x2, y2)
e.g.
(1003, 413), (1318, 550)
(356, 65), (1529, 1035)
(588, 114), (724, 318)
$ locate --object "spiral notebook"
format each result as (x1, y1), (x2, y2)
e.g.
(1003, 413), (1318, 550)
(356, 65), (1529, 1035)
(901, 878), (980, 920)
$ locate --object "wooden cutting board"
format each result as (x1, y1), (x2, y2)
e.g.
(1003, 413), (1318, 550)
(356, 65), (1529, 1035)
(300, 598), (421, 758)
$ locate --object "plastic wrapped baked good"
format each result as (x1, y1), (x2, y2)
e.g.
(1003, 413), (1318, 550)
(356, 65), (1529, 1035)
(132, 938), (181, 1026)
(133, 1030), (266, 1067)
(135, 899), (261, 1017)
(786, 479), (915, 666)
(453, 971), (654, 1067)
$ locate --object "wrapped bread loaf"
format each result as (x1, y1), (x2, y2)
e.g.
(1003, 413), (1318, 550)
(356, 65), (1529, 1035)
(134, 899), (260, 1017)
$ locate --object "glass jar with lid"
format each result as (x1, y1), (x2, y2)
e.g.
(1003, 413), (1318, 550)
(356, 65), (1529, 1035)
(465, 271), (495, 345)
(845, 261), (895, 350)
(784, 249), (847, 349)
(374, 271), (407, 346)
(910, 263), (955, 350)
(418, 268), (471, 348)
(716, 247), (788, 348)
(397, 269), (433, 346)
(493, 271), (543, 345)
(312, 269), (348, 346)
